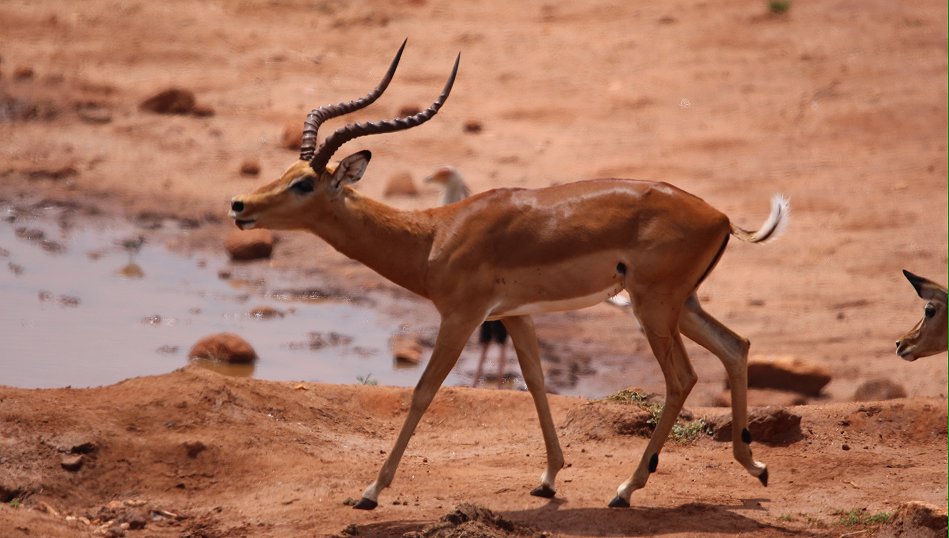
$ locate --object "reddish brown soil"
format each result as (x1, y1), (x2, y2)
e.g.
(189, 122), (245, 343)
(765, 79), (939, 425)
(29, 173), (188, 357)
(1, 0), (946, 536)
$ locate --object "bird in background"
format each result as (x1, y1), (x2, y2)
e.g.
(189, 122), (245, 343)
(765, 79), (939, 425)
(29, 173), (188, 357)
(425, 165), (507, 388)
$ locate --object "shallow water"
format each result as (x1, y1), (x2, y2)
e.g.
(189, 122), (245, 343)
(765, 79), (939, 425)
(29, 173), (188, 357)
(0, 205), (471, 389)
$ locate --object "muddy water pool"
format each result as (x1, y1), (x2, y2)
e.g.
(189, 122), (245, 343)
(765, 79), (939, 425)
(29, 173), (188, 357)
(0, 205), (474, 389)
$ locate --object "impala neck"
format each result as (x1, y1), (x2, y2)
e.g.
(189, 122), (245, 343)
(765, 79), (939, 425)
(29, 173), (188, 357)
(309, 188), (436, 298)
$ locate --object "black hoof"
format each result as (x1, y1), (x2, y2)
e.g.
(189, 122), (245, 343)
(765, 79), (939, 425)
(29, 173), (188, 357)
(608, 496), (630, 508)
(757, 468), (769, 487)
(352, 498), (378, 510)
(530, 485), (556, 498)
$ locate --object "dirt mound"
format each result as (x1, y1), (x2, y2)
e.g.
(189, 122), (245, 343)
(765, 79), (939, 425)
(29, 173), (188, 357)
(878, 501), (948, 538)
(0, 370), (946, 537)
(560, 400), (656, 440)
(405, 503), (544, 538)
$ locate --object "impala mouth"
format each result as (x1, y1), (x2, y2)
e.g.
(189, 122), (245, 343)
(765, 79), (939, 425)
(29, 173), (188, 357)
(896, 347), (917, 362)
(234, 218), (257, 230)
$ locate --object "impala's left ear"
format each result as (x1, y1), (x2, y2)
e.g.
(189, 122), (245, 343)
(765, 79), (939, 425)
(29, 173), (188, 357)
(903, 269), (948, 302)
(330, 150), (372, 191)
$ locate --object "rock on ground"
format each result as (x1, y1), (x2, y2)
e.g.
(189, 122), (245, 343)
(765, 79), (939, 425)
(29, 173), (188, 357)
(224, 229), (274, 261)
(390, 333), (424, 365)
(139, 88), (196, 115)
(188, 333), (257, 363)
(282, 121), (302, 150)
(744, 356), (832, 396)
(239, 159), (261, 176)
(248, 306), (284, 319)
(708, 405), (803, 445)
(384, 172), (419, 197)
(853, 378), (907, 401)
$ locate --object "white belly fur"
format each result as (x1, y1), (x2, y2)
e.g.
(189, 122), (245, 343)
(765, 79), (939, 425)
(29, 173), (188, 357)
(489, 283), (625, 319)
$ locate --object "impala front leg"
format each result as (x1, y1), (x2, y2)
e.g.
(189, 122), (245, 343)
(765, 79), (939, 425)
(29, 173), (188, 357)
(501, 315), (565, 498)
(355, 315), (481, 510)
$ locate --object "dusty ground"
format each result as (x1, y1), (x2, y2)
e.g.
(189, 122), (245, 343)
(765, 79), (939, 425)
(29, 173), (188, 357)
(1, 0), (947, 536)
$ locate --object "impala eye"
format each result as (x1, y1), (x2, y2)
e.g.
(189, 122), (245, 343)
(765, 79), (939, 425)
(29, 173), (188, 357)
(924, 304), (936, 318)
(289, 178), (314, 194)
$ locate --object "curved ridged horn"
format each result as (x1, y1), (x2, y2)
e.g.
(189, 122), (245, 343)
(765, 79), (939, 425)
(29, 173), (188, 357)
(309, 53), (460, 175)
(298, 39), (407, 162)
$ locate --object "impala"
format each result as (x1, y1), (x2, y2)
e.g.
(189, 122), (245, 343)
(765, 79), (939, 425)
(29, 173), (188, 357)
(896, 270), (947, 360)
(229, 42), (789, 510)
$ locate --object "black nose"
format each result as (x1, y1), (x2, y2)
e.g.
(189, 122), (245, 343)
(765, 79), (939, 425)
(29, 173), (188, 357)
(231, 200), (244, 213)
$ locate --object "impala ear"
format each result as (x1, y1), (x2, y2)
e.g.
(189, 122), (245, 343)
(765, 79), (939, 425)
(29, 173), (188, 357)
(330, 150), (372, 191)
(903, 269), (948, 302)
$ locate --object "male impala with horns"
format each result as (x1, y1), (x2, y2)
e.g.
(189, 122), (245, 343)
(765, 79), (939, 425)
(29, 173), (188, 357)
(230, 40), (789, 510)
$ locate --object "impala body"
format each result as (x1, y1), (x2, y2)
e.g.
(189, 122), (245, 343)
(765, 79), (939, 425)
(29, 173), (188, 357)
(230, 42), (788, 510)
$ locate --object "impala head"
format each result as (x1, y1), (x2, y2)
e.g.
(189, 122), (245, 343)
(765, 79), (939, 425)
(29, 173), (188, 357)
(895, 269), (948, 361)
(229, 40), (459, 231)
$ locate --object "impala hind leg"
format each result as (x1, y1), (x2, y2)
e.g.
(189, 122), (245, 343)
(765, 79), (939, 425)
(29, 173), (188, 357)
(501, 315), (565, 499)
(355, 315), (481, 510)
(678, 294), (768, 485)
(611, 299), (697, 508)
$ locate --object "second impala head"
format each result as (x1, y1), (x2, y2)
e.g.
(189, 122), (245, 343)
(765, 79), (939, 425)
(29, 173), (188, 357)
(229, 151), (371, 231)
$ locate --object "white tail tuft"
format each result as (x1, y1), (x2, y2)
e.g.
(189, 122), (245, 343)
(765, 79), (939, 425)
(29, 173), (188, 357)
(731, 193), (790, 243)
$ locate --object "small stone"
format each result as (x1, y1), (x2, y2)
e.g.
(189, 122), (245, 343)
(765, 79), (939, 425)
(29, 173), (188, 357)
(188, 333), (257, 363)
(462, 120), (483, 134)
(249, 306), (284, 319)
(853, 378), (907, 402)
(139, 88), (196, 115)
(842, 443), (851, 451)
(16, 227), (45, 241)
(383, 172), (418, 197)
(239, 159), (261, 177)
(13, 66), (34, 80)
(306, 331), (352, 349)
(60, 454), (84, 471)
(282, 121), (302, 150)
(76, 103), (112, 124)
(398, 104), (422, 117)
(390, 334), (423, 365)
(103, 526), (126, 538)
(183, 441), (207, 458)
(191, 103), (215, 117)
(24, 162), (78, 181)
(225, 229), (275, 261)
(50, 434), (97, 454)
(744, 356), (832, 396)
(118, 263), (145, 279)
(57, 295), (80, 307)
